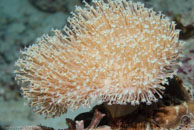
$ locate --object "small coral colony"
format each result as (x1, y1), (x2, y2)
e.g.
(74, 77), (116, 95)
(15, 0), (193, 129)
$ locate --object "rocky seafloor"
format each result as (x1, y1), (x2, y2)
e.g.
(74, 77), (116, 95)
(0, 0), (193, 129)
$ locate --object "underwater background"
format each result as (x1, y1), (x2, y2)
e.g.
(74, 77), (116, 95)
(0, 0), (194, 129)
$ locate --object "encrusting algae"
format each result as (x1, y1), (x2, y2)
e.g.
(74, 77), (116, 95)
(15, 0), (185, 120)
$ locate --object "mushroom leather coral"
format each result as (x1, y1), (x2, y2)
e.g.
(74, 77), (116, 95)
(15, 0), (184, 118)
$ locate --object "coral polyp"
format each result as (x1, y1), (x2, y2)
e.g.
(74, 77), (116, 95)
(15, 0), (184, 118)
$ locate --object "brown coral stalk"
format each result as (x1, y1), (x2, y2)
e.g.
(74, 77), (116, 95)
(87, 109), (106, 129)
